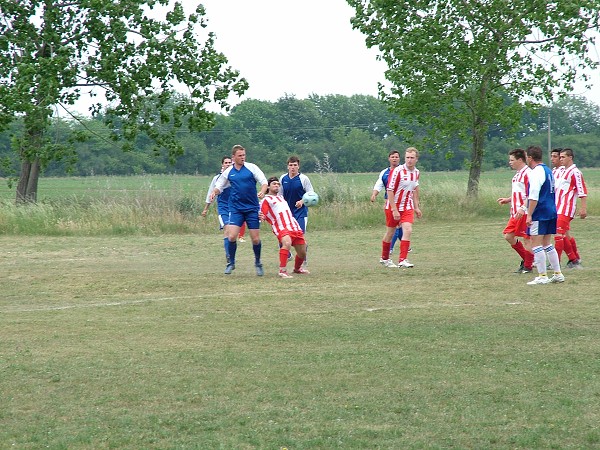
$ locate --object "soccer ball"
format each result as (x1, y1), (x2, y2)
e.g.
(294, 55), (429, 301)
(302, 191), (319, 207)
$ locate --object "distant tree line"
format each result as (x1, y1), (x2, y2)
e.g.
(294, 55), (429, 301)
(1, 94), (599, 180)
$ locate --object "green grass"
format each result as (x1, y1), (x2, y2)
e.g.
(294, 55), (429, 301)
(1, 169), (599, 235)
(1, 216), (599, 448)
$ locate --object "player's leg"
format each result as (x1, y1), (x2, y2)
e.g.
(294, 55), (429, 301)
(246, 210), (263, 276)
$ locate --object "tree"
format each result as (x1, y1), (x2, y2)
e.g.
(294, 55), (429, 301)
(347, 0), (600, 197)
(0, 0), (248, 202)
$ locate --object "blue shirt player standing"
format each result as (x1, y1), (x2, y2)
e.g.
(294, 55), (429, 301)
(211, 145), (268, 276)
(279, 156), (314, 267)
(525, 145), (564, 285)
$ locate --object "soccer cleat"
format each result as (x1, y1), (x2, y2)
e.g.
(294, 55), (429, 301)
(514, 260), (525, 273)
(288, 252), (293, 261)
(224, 263), (235, 274)
(278, 271), (293, 279)
(398, 259), (414, 268)
(527, 276), (550, 285)
(238, 236), (246, 243)
(566, 260), (583, 270)
(408, 247), (413, 253)
(293, 267), (310, 274)
(379, 259), (397, 268)
(520, 267), (533, 274)
(550, 273), (565, 283)
(255, 263), (264, 276)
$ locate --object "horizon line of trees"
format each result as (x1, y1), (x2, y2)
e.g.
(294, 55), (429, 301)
(1, 93), (599, 182)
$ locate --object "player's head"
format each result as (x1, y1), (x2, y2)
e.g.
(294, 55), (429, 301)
(267, 176), (280, 195)
(220, 155), (232, 171)
(559, 148), (574, 166)
(287, 156), (300, 175)
(388, 150), (401, 167)
(404, 147), (419, 168)
(508, 148), (526, 169)
(526, 146), (543, 163)
(231, 145), (246, 165)
(550, 148), (562, 168)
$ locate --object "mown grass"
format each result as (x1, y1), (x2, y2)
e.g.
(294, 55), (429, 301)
(1, 214), (599, 448)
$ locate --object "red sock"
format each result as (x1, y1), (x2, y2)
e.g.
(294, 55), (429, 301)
(294, 256), (303, 271)
(554, 236), (564, 260)
(382, 241), (391, 260)
(279, 249), (288, 269)
(563, 236), (576, 261)
(400, 240), (410, 261)
(570, 237), (580, 261)
(511, 241), (528, 261)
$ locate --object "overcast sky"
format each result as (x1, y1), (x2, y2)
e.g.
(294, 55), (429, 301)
(198, 0), (599, 109)
(70, 0), (599, 115)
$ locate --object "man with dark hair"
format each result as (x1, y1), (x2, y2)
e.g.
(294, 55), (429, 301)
(497, 148), (534, 273)
(524, 146), (564, 285)
(260, 177), (309, 278)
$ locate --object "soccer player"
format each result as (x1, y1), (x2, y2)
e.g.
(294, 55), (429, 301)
(260, 177), (310, 278)
(279, 156), (314, 266)
(383, 147), (422, 268)
(554, 148), (587, 268)
(372, 149), (403, 267)
(210, 144), (268, 276)
(201, 156), (233, 263)
(496, 148), (534, 273)
(524, 146), (564, 285)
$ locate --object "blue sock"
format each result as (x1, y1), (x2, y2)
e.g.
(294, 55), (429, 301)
(228, 240), (237, 264)
(253, 241), (262, 264)
(224, 237), (230, 261)
(391, 228), (402, 252)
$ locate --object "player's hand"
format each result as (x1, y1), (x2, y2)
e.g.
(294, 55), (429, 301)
(415, 208), (422, 219)
(257, 191), (265, 199)
(580, 209), (587, 219)
(258, 212), (265, 221)
(296, 200), (303, 208)
(497, 197), (509, 205)
(201, 210), (207, 217)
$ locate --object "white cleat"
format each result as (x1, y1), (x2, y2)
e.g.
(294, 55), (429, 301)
(398, 259), (414, 268)
(379, 259), (397, 268)
(550, 273), (565, 283)
(527, 276), (550, 285)
(278, 271), (293, 279)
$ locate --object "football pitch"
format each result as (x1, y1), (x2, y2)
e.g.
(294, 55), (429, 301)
(1, 218), (599, 448)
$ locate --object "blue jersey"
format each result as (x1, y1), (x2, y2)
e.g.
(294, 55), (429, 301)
(206, 173), (230, 216)
(279, 172), (314, 222)
(214, 162), (267, 213)
(528, 163), (557, 221)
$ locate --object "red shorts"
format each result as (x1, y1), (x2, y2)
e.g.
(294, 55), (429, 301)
(278, 230), (306, 246)
(385, 209), (414, 228)
(503, 215), (529, 238)
(556, 214), (572, 235)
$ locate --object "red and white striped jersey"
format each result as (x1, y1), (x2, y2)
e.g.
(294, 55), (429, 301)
(385, 164), (420, 211)
(555, 164), (587, 218)
(510, 165), (530, 217)
(552, 165), (565, 182)
(260, 194), (303, 237)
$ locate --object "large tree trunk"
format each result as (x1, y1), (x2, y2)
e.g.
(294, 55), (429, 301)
(466, 123), (486, 198)
(16, 158), (41, 203)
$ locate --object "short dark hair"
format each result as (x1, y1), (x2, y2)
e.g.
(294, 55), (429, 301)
(389, 149), (400, 157)
(267, 176), (279, 186)
(560, 148), (574, 158)
(526, 145), (543, 162)
(221, 155), (231, 163)
(551, 148), (563, 155)
(287, 156), (300, 164)
(509, 148), (526, 161)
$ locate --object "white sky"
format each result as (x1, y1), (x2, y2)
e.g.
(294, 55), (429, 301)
(198, 0), (600, 110)
(71, 0), (599, 115)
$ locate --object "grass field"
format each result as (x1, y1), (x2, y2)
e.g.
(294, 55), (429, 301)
(2, 211), (599, 448)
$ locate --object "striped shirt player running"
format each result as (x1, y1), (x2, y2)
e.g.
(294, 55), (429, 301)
(260, 177), (310, 278)
(383, 147), (422, 268)
(202, 156), (233, 264)
(525, 145), (564, 285)
(211, 145), (268, 276)
(496, 148), (534, 273)
(554, 148), (587, 268)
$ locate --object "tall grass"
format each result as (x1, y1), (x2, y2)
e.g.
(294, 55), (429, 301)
(1, 169), (598, 235)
